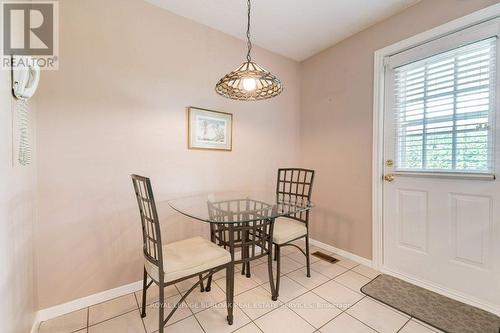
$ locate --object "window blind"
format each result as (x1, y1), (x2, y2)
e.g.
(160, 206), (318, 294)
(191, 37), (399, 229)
(393, 37), (497, 174)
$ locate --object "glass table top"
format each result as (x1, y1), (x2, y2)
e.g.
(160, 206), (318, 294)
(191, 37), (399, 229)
(167, 191), (313, 224)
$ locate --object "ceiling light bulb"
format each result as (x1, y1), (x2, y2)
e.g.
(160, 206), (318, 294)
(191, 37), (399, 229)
(242, 77), (257, 91)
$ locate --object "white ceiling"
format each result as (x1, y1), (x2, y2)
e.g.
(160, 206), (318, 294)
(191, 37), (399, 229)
(145, 0), (420, 61)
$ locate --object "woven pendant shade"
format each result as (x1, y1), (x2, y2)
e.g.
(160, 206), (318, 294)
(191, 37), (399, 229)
(215, 0), (283, 101)
(215, 61), (283, 101)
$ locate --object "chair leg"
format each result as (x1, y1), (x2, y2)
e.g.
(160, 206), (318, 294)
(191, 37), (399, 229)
(305, 235), (311, 278)
(199, 274), (205, 292)
(206, 274), (213, 292)
(226, 264), (234, 325)
(245, 260), (251, 278)
(141, 268), (147, 318)
(241, 246), (246, 275)
(274, 245), (278, 261)
(158, 281), (164, 333)
(241, 246), (251, 277)
(244, 241), (251, 278)
(273, 245), (281, 301)
(268, 249), (278, 301)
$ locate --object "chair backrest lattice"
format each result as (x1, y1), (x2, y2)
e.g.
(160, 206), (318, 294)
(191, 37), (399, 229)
(208, 199), (275, 262)
(276, 168), (315, 224)
(131, 174), (163, 272)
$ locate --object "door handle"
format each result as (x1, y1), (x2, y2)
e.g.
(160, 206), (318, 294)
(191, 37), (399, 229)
(384, 174), (395, 182)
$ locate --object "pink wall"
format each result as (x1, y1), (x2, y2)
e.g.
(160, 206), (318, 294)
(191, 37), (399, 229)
(0, 63), (37, 331)
(34, 0), (301, 309)
(300, 0), (498, 259)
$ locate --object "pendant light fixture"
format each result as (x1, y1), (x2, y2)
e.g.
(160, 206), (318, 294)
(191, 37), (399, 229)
(215, 0), (283, 101)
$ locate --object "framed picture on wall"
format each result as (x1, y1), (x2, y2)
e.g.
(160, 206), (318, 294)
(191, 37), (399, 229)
(187, 107), (233, 151)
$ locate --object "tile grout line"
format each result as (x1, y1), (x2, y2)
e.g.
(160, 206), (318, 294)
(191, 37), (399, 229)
(396, 317), (412, 333)
(409, 317), (445, 333)
(86, 296), (141, 330)
(344, 312), (383, 333)
(133, 290), (148, 333)
(313, 304), (362, 332)
(282, 258), (364, 329)
(181, 281), (207, 333)
(230, 301), (254, 333)
(245, 257), (375, 332)
(310, 266), (376, 333)
(317, 265), (410, 332)
(308, 264), (386, 333)
(241, 321), (264, 333)
(239, 266), (343, 323)
(329, 269), (377, 294)
(284, 300), (330, 331)
(310, 269), (410, 333)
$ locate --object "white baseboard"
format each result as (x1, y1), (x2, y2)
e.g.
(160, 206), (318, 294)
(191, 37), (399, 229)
(37, 280), (144, 322)
(34, 241), (370, 324)
(308, 238), (373, 267)
(30, 312), (40, 333)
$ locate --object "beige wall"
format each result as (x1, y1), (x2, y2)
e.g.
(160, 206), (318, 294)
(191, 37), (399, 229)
(300, 0), (498, 259)
(0, 66), (37, 330)
(34, 0), (301, 309)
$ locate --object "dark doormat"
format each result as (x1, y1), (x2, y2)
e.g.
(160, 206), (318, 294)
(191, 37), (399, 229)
(361, 274), (500, 333)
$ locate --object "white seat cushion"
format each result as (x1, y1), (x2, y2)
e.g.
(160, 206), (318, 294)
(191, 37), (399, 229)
(273, 217), (307, 244)
(145, 236), (231, 283)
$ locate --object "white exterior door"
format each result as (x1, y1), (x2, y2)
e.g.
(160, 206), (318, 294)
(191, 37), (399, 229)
(382, 20), (500, 314)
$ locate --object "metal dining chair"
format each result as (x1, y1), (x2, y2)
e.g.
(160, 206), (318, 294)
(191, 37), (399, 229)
(205, 198), (277, 299)
(131, 175), (235, 332)
(272, 168), (315, 300)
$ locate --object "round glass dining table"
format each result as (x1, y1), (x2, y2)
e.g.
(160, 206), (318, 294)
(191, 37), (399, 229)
(168, 191), (314, 301)
(167, 191), (313, 223)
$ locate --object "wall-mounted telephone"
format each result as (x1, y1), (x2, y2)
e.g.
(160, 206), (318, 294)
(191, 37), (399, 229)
(12, 56), (40, 100)
(11, 56), (40, 166)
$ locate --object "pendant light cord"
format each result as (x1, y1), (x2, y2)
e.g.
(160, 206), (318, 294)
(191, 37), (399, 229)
(246, 0), (252, 62)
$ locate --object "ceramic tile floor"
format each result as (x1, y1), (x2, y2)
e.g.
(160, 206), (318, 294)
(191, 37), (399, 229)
(37, 246), (445, 333)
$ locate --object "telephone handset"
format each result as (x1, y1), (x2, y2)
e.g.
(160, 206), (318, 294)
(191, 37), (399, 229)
(11, 56), (39, 166)
(12, 56), (40, 100)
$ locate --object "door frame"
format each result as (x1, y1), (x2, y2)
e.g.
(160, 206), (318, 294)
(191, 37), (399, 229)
(371, 3), (500, 314)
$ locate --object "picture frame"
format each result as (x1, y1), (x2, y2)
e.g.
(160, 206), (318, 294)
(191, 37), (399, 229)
(187, 107), (233, 151)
